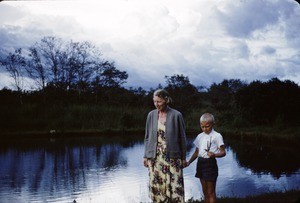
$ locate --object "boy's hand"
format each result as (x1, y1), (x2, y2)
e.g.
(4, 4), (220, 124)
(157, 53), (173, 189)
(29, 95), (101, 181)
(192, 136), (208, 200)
(207, 152), (215, 158)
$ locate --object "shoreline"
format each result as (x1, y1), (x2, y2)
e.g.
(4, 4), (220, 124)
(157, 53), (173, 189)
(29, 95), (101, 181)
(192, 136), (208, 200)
(1, 128), (299, 151)
(187, 190), (300, 203)
(1, 128), (299, 144)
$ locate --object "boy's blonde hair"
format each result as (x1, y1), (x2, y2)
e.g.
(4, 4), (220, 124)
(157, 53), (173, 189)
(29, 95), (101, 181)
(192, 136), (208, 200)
(200, 113), (215, 124)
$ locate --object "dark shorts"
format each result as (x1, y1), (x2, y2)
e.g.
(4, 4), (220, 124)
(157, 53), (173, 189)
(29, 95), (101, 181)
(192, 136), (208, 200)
(195, 157), (218, 182)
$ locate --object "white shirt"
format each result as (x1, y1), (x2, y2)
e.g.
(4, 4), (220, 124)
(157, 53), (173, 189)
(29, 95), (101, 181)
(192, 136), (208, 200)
(193, 129), (224, 158)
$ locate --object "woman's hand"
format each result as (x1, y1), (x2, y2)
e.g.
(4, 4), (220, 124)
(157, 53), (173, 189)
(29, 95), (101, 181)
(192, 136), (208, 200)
(143, 158), (148, 167)
(182, 160), (188, 168)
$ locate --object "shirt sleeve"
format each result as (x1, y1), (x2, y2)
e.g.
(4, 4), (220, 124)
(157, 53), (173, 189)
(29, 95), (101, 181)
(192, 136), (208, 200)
(217, 134), (225, 148)
(193, 134), (200, 149)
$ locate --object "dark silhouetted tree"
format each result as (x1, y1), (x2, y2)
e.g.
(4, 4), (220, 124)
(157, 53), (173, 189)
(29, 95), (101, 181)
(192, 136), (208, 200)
(27, 47), (47, 90)
(208, 79), (246, 111)
(36, 36), (64, 87)
(236, 78), (300, 126)
(1, 48), (26, 92)
(164, 74), (198, 112)
(98, 61), (128, 88)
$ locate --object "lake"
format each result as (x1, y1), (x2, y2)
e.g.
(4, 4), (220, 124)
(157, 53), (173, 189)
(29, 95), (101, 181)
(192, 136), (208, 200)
(0, 135), (299, 203)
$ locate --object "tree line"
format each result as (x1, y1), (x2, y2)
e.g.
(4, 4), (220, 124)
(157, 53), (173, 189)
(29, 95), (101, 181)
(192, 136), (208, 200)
(1, 36), (128, 97)
(0, 36), (299, 134)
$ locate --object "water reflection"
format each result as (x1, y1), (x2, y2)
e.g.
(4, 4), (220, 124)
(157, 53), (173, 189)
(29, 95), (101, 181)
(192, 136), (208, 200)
(0, 136), (299, 203)
(228, 139), (300, 178)
(0, 137), (131, 203)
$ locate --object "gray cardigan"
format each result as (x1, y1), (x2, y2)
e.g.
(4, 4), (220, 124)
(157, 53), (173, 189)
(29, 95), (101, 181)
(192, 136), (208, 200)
(143, 106), (187, 159)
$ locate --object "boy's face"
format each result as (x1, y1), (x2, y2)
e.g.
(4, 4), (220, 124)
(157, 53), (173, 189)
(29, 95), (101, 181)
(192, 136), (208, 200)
(200, 121), (213, 134)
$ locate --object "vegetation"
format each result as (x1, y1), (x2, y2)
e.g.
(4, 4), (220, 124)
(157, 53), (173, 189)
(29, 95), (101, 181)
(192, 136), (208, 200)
(0, 36), (299, 139)
(186, 190), (300, 203)
(0, 37), (299, 202)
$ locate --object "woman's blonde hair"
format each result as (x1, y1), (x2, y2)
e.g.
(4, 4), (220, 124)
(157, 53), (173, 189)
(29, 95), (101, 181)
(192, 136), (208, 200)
(153, 89), (173, 104)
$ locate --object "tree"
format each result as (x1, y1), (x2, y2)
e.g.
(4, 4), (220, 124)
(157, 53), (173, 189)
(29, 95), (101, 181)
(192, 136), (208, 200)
(165, 74), (191, 89)
(90, 60), (128, 104)
(95, 61), (128, 88)
(68, 41), (100, 94)
(207, 79), (247, 127)
(2, 36), (131, 105)
(128, 86), (148, 106)
(27, 47), (47, 90)
(0, 48), (27, 105)
(208, 79), (246, 111)
(164, 74), (198, 111)
(36, 36), (64, 87)
(235, 78), (300, 126)
(1, 48), (26, 92)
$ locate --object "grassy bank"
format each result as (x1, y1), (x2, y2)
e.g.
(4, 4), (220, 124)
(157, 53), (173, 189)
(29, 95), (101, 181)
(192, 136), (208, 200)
(1, 104), (299, 143)
(0, 104), (149, 137)
(187, 190), (300, 203)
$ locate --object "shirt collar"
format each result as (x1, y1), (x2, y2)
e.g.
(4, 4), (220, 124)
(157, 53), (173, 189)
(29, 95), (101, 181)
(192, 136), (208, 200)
(204, 128), (215, 136)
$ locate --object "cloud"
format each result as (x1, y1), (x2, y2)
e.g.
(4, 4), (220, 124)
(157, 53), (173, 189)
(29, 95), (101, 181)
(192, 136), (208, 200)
(261, 45), (276, 55)
(0, 0), (299, 90)
(0, 72), (13, 89)
(215, 0), (281, 38)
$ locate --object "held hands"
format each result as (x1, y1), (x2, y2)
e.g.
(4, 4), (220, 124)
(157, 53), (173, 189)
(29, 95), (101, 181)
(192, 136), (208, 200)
(182, 160), (188, 168)
(143, 158), (148, 167)
(185, 160), (193, 168)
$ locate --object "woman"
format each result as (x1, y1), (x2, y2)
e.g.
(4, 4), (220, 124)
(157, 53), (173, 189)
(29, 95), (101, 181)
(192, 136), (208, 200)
(143, 89), (187, 203)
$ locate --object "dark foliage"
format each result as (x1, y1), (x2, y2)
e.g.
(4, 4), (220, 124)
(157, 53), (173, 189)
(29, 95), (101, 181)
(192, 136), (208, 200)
(0, 76), (299, 133)
(0, 37), (299, 133)
(235, 78), (300, 126)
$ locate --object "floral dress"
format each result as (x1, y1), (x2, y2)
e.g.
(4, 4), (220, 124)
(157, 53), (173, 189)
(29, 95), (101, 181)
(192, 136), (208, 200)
(148, 121), (184, 203)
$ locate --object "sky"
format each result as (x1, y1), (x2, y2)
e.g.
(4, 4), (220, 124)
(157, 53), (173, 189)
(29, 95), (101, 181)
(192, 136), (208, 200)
(0, 0), (300, 90)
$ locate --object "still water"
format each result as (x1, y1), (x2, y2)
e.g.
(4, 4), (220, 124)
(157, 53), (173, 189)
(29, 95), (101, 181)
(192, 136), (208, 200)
(0, 135), (299, 203)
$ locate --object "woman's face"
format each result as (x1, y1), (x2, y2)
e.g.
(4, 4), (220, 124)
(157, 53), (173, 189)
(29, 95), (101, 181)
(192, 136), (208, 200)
(153, 95), (167, 111)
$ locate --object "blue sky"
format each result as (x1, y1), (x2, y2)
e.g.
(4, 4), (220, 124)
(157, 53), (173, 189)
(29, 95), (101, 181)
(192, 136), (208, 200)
(0, 0), (299, 90)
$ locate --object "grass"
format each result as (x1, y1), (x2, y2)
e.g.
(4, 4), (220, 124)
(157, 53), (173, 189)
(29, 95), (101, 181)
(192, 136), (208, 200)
(186, 190), (300, 203)
(0, 103), (299, 144)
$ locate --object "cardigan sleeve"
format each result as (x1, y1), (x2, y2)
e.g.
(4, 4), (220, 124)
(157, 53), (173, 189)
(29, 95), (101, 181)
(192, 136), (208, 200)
(143, 110), (158, 158)
(165, 107), (187, 159)
(178, 112), (187, 159)
(143, 112), (151, 158)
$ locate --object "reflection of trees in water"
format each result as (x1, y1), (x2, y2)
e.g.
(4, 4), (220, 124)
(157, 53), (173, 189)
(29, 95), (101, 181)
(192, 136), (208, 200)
(101, 144), (127, 169)
(0, 141), (127, 194)
(228, 139), (300, 178)
(0, 148), (48, 193)
(30, 149), (46, 193)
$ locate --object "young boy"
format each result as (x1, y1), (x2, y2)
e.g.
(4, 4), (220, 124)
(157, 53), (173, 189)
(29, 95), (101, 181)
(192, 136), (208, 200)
(187, 113), (226, 203)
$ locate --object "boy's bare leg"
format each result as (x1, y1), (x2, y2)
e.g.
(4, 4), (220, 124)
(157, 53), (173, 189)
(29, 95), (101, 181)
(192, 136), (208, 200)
(200, 179), (216, 203)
